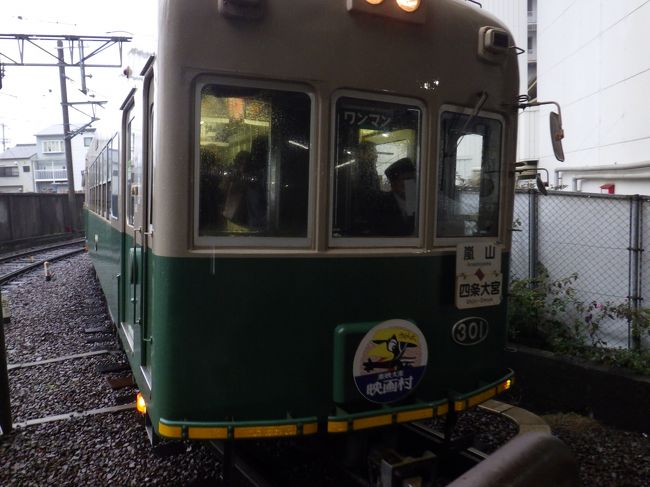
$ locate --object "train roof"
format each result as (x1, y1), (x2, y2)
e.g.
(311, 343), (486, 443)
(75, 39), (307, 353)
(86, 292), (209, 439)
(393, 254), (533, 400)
(156, 0), (520, 110)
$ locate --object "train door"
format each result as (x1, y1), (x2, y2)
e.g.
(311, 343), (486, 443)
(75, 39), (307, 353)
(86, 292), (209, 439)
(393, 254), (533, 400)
(140, 66), (155, 374)
(121, 92), (144, 361)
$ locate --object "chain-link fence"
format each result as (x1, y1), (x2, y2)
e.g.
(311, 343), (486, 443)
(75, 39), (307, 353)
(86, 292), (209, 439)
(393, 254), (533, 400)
(511, 190), (649, 351)
(642, 199), (650, 350)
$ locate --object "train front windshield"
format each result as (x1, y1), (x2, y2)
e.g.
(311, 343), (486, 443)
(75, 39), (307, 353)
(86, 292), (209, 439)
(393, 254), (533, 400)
(195, 85), (505, 245)
(437, 112), (502, 238)
(332, 97), (422, 239)
(197, 83), (311, 239)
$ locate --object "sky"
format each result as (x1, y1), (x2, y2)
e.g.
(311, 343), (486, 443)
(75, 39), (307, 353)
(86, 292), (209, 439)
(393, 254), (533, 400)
(0, 0), (156, 147)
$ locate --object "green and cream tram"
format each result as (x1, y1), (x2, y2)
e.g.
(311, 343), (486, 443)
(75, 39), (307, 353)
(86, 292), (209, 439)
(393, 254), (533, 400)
(85, 0), (531, 442)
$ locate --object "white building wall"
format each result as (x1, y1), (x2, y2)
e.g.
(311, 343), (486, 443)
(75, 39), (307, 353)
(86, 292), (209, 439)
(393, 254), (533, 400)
(35, 129), (94, 192)
(480, 0), (536, 162)
(537, 0), (650, 195)
(0, 159), (35, 192)
(70, 135), (91, 191)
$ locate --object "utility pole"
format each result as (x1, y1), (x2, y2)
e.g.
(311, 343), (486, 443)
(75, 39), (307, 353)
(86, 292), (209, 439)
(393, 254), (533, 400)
(0, 123), (7, 152)
(57, 40), (77, 231)
(0, 34), (130, 228)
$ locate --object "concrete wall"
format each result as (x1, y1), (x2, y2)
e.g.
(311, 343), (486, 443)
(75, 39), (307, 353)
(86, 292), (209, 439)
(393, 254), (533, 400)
(0, 193), (84, 245)
(506, 345), (650, 433)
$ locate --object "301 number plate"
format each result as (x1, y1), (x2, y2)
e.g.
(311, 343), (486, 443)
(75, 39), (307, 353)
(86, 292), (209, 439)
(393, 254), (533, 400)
(451, 317), (489, 346)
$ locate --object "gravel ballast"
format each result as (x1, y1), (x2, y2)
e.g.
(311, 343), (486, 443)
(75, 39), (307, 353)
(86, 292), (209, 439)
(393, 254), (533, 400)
(1, 252), (649, 486)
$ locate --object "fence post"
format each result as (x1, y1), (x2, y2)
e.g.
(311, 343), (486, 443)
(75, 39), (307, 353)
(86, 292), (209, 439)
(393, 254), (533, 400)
(0, 287), (12, 436)
(528, 189), (539, 280)
(8, 195), (15, 243)
(628, 195), (643, 350)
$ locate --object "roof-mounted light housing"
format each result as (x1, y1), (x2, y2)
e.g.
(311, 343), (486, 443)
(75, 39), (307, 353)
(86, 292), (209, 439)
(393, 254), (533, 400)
(478, 26), (511, 64)
(348, 0), (426, 24)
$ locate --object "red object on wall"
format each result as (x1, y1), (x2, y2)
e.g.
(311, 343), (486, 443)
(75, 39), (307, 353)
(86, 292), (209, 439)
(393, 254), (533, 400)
(600, 184), (615, 195)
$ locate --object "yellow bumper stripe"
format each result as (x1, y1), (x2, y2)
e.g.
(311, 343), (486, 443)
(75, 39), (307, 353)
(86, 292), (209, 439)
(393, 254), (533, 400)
(158, 422), (182, 439)
(353, 414), (393, 430)
(235, 424), (297, 439)
(397, 408), (433, 423)
(328, 421), (349, 433)
(188, 427), (228, 440)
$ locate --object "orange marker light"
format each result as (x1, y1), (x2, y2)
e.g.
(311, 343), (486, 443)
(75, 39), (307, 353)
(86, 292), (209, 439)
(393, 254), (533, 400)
(366, 0), (384, 4)
(136, 392), (147, 414)
(396, 0), (420, 12)
(505, 379), (512, 390)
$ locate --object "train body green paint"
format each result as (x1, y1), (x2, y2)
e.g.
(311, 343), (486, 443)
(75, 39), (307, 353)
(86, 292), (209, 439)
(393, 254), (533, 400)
(86, 209), (511, 432)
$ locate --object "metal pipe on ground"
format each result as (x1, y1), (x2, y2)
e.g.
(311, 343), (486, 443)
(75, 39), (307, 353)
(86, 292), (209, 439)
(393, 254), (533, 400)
(446, 431), (579, 487)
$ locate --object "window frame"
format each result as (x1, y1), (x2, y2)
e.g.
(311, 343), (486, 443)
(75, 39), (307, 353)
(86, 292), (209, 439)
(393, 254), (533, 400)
(192, 76), (316, 249)
(0, 166), (19, 177)
(109, 134), (120, 221)
(124, 108), (137, 229)
(433, 104), (506, 247)
(42, 140), (64, 154)
(328, 90), (427, 249)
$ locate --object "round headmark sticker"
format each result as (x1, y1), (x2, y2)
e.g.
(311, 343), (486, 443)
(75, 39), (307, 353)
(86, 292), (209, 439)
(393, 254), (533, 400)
(353, 319), (428, 404)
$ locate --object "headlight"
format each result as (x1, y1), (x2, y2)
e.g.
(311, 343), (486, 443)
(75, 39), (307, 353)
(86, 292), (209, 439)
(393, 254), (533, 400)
(396, 0), (421, 12)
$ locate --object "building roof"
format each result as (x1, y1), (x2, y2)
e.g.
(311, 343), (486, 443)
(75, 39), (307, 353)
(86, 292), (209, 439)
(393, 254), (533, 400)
(35, 124), (96, 137)
(0, 144), (37, 161)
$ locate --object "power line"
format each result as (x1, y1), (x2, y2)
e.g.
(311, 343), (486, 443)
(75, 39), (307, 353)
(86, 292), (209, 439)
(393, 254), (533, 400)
(0, 33), (130, 228)
(537, 0), (579, 38)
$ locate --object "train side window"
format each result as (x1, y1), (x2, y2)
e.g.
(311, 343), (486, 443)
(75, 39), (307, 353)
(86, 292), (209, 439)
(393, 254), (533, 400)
(110, 135), (119, 220)
(126, 113), (142, 227)
(331, 96), (422, 239)
(436, 111), (502, 238)
(196, 83), (311, 241)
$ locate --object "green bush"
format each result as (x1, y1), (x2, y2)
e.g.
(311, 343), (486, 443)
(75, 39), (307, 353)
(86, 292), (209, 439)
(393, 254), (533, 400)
(508, 265), (650, 376)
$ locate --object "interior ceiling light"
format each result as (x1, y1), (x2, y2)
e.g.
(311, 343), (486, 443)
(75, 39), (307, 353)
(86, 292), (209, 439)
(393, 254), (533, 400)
(365, 0), (384, 4)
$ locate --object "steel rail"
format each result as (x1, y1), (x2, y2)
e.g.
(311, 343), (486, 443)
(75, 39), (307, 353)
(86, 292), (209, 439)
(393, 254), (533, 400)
(0, 246), (86, 285)
(0, 237), (86, 264)
(12, 403), (134, 429)
(7, 350), (120, 371)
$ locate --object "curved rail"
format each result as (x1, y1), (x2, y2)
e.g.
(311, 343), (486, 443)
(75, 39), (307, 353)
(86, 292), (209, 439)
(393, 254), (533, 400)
(0, 238), (86, 265)
(0, 240), (86, 285)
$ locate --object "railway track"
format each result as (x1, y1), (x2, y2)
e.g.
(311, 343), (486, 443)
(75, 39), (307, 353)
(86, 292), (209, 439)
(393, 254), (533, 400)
(0, 238), (86, 285)
(1, 251), (139, 456)
(207, 409), (522, 487)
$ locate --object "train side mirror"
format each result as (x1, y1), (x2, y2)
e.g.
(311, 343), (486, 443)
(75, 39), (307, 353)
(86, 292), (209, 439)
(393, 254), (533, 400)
(519, 100), (566, 163)
(535, 173), (548, 195)
(550, 111), (565, 162)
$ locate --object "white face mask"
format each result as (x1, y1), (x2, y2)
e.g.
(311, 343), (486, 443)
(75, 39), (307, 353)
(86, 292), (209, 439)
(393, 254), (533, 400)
(403, 178), (417, 216)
